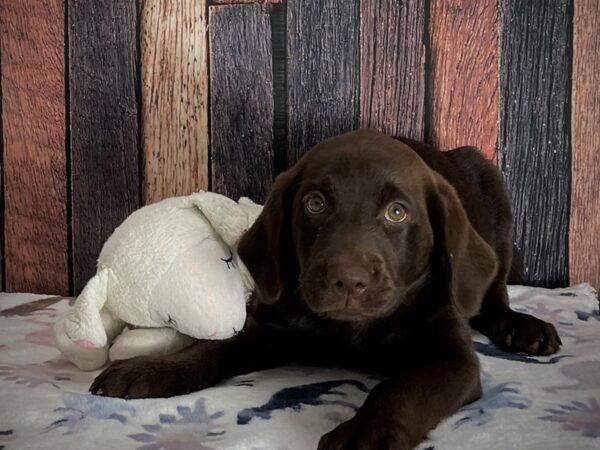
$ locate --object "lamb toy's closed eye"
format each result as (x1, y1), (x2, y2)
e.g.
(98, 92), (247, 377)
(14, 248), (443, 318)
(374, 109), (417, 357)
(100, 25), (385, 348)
(54, 191), (263, 371)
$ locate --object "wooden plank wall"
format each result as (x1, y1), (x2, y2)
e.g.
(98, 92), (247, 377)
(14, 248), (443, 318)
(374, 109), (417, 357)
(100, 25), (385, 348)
(0, 0), (69, 295)
(0, 0), (598, 294)
(140, 0), (209, 205)
(499, 0), (572, 287)
(69, 0), (141, 293)
(359, 0), (425, 140)
(570, 0), (600, 287)
(209, 3), (274, 203)
(286, 0), (360, 166)
(429, 0), (498, 160)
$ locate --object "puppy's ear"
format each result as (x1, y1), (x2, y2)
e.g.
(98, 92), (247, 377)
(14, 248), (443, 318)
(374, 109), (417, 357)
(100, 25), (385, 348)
(238, 168), (298, 304)
(428, 174), (497, 317)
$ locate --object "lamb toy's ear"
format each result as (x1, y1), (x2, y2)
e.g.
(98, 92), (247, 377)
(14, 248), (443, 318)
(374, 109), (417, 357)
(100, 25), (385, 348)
(237, 197), (263, 225)
(190, 192), (259, 247)
(54, 268), (126, 371)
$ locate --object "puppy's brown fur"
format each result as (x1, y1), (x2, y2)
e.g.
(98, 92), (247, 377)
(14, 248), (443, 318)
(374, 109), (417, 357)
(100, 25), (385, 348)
(91, 130), (561, 449)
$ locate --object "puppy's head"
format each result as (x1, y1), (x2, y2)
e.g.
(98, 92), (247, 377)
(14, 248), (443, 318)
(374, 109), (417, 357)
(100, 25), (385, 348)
(239, 130), (497, 322)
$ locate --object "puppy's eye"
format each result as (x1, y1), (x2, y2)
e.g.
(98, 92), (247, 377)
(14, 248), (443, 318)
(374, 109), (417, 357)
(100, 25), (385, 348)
(304, 191), (326, 215)
(385, 202), (408, 223)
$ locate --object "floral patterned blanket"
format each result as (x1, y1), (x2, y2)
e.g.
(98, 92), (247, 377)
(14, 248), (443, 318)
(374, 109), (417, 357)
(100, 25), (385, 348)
(0, 284), (599, 450)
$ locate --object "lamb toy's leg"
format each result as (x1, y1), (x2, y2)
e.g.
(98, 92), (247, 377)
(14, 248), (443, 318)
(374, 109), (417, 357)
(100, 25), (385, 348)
(54, 309), (126, 371)
(63, 268), (113, 347)
(55, 269), (126, 371)
(109, 328), (196, 361)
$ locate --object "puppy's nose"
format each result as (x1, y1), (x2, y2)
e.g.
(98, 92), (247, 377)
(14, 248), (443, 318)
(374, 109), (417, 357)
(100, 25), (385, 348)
(328, 264), (370, 298)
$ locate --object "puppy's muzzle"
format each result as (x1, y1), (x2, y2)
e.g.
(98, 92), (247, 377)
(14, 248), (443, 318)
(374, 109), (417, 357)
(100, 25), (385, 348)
(327, 263), (370, 304)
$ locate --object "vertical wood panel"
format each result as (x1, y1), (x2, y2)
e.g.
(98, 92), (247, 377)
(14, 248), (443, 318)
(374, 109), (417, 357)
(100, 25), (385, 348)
(0, 125), (3, 290)
(287, 0), (360, 165)
(499, 0), (572, 287)
(141, 0), (209, 205)
(359, 0), (425, 140)
(209, 4), (274, 203)
(271, 1), (288, 176)
(213, 0), (281, 3)
(69, 0), (140, 293)
(570, 0), (600, 289)
(0, 49), (4, 291)
(0, 0), (68, 294)
(429, 0), (498, 160)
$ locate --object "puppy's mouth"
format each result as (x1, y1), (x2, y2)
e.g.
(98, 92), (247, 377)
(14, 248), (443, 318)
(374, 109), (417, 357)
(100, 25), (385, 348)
(325, 309), (374, 322)
(301, 287), (397, 322)
(299, 268), (398, 322)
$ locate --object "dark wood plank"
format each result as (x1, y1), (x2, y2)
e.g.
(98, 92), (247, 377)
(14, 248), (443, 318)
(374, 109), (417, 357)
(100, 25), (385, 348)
(0, 0), (69, 295)
(359, 0), (425, 140)
(570, 0), (600, 289)
(287, 0), (360, 165)
(430, 0), (498, 160)
(69, 0), (141, 293)
(141, 0), (209, 204)
(0, 62), (3, 292)
(213, 0), (282, 3)
(271, 1), (288, 176)
(499, 0), (572, 287)
(209, 4), (274, 203)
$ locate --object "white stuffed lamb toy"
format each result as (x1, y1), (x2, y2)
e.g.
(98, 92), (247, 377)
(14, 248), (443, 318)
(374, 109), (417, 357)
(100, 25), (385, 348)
(54, 191), (262, 371)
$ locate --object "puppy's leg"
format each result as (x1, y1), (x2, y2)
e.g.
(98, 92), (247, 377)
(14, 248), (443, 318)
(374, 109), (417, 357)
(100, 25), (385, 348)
(471, 281), (561, 355)
(89, 320), (291, 399)
(471, 242), (561, 355)
(318, 329), (481, 450)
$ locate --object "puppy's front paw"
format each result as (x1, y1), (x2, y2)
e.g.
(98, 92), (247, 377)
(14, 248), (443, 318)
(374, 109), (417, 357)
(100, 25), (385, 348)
(318, 418), (410, 450)
(491, 311), (562, 355)
(89, 357), (194, 399)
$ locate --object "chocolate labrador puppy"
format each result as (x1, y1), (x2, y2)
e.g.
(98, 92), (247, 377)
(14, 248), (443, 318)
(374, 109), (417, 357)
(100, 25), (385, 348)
(90, 129), (561, 449)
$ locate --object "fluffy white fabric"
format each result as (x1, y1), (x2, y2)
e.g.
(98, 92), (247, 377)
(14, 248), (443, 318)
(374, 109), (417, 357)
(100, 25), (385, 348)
(1, 284), (598, 449)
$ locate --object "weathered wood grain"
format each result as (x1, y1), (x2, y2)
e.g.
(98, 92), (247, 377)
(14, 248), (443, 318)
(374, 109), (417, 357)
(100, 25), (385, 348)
(429, 0), (498, 160)
(570, 0), (600, 290)
(69, 0), (141, 293)
(0, 72), (3, 291)
(499, 0), (571, 287)
(359, 0), (425, 140)
(0, 0), (69, 295)
(271, 0), (288, 176)
(209, 4), (274, 203)
(287, 0), (360, 165)
(212, 0), (282, 3)
(141, 0), (209, 204)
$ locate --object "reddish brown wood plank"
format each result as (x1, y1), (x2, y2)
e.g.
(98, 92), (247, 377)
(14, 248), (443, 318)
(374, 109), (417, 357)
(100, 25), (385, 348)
(429, 0), (498, 159)
(141, 0), (209, 204)
(570, 0), (600, 289)
(0, 0), (69, 295)
(360, 0), (425, 140)
(209, 4), (274, 203)
(70, 0), (141, 293)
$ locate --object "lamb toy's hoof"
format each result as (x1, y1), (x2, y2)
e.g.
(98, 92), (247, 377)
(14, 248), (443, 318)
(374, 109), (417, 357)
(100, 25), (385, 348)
(74, 339), (102, 349)
(54, 320), (109, 371)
